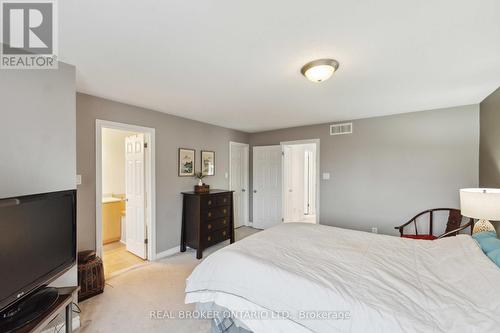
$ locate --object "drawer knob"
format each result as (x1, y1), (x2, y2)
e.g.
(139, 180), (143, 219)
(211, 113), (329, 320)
(223, 198), (227, 202)
(208, 200), (212, 205)
(208, 224), (212, 230)
(223, 209), (227, 214)
(223, 219), (226, 225)
(208, 212), (212, 217)
(223, 231), (226, 236)
(208, 236), (212, 241)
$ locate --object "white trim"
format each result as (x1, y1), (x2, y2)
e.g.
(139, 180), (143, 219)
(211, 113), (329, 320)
(155, 246), (180, 260)
(280, 139), (320, 224)
(95, 119), (157, 261)
(229, 142), (250, 226)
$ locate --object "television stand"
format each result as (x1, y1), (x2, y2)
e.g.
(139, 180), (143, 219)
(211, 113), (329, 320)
(1, 286), (78, 333)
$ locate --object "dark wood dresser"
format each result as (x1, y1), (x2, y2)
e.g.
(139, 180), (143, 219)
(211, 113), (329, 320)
(180, 189), (235, 259)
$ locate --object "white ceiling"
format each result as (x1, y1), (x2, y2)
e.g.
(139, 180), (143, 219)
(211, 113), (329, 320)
(60, 1), (500, 133)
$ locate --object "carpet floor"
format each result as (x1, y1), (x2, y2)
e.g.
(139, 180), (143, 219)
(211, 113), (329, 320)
(78, 227), (260, 333)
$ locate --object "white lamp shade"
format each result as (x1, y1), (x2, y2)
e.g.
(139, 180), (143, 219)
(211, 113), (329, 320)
(460, 188), (500, 220)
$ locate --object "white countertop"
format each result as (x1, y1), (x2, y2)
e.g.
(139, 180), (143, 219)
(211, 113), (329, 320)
(102, 197), (123, 204)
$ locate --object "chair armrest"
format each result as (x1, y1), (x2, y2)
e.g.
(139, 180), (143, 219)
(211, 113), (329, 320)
(395, 210), (434, 236)
(394, 226), (403, 237)
(396, 210), (432, 229)
(437, 220), (474, 239)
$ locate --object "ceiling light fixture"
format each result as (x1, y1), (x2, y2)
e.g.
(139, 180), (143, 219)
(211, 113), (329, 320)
(301, 59), (339, 83)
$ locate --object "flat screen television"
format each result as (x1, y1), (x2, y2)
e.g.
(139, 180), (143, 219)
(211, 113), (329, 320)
(0, 190), (76, 315)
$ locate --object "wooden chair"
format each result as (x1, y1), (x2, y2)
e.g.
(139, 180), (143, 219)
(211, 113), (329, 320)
(395, 208), (474, 240)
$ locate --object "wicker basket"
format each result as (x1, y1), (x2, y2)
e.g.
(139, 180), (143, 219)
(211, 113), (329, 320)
(77, 250), (105, 302)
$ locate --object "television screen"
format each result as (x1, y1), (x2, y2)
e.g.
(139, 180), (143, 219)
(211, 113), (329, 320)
(0, 190), (76, 311)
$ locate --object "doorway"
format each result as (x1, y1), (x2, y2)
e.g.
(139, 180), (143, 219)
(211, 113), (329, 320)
(282, 140), (320, 224)
(95, 120), (156, 278)
(229, 142), (249, 228)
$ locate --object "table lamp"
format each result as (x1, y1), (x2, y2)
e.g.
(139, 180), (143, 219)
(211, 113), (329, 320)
(460, 188), (500, 234)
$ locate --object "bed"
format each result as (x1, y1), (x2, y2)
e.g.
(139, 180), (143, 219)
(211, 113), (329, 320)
(185, 223), (500, 333)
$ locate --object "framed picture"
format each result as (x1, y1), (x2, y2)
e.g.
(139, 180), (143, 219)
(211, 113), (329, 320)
(201, 150), (215, 176)
(178, 148), (195, 177)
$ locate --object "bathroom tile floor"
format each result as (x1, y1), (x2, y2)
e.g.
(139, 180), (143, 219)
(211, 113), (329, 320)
(102, 241), (145, 279)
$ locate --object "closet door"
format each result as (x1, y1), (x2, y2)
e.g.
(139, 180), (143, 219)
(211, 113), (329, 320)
(252, 145), (282, 229)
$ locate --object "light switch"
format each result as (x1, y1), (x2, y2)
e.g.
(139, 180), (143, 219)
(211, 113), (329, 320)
(76, 174), (82, 185)
(322, 172), (330, 180)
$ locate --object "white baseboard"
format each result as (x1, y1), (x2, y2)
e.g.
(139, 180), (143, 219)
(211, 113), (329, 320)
(155, 234), (253, 261)
(42, 314), (80, 333)
(155, 246), (180, 260)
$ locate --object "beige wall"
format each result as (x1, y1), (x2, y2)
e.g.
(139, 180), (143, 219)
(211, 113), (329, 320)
(479, 86), (500, 235)
(249, 105), (480, 236)
(101, 128), (137, 196)
(76, 93), (249, 254)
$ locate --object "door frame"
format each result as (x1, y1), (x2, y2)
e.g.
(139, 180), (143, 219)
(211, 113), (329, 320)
(280, 139), (320, 224)
(95, 119), (156, 260)
(229, 142), (249, 227)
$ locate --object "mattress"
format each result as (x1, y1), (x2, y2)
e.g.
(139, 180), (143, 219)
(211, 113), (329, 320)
(186, 223), (500, 332)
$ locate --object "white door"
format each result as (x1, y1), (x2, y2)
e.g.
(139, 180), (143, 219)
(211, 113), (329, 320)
(283, 145), (306, 222)
(125, 134), (147, 259)
(252, 145), (282, 229)
(230, 143), (249, 228)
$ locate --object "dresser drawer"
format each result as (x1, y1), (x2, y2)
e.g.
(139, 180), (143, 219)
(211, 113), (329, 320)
(201, 197), (217, 210)
(201, 194), (231, 210)
(216, 194), (231, 206)
(204, 206), (230, 220)
(205, 217), (229, 232)
(205, 228), (229, 246)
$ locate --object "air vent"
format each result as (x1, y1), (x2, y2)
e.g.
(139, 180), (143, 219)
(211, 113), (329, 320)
(330, 122), (353, 136)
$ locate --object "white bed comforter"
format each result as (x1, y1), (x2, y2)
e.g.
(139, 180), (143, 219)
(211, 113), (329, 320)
(185, 223), (500, 333)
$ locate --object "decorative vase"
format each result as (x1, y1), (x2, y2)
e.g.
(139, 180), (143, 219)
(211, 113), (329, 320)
(197, 179), (203, 186)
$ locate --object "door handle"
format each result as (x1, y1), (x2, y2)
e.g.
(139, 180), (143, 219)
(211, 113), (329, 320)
(253, 190), (257, 193)
(242, 189), (246, 192)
